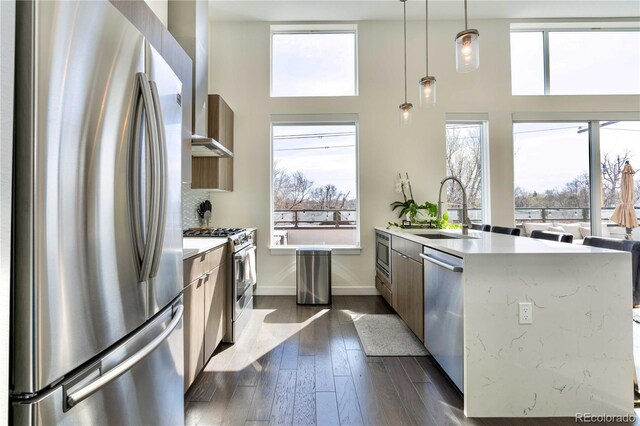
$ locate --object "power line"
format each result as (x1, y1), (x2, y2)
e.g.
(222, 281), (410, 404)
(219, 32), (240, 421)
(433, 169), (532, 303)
(274, 132), (356, 140)
(513, 125), (582, 135)
(274, 144), (356, 152)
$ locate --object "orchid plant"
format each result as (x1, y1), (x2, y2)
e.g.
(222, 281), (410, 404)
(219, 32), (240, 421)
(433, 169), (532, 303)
(390, 173), (438, 222)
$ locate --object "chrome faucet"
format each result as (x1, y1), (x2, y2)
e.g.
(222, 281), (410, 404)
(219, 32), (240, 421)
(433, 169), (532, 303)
(437, 176), (472, 235)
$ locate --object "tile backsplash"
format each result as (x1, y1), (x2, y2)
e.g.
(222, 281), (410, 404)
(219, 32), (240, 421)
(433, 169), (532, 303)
(182, 183), (214, 229)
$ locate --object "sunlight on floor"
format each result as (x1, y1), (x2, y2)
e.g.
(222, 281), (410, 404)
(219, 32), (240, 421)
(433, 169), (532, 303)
(203, 308), (331, 373)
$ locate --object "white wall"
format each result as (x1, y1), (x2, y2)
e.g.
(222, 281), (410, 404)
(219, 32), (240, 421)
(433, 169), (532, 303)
(144, 0), (168, 27)
(208, 19), (640, 294)
(0, 1), (14, 422)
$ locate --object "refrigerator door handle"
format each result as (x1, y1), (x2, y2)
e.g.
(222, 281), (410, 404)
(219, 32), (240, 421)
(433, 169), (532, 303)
(148, 80), (167, 279)
(65, 304), (183, 410)
(130, 75), (146, 268)
(131, 72), (160, 283)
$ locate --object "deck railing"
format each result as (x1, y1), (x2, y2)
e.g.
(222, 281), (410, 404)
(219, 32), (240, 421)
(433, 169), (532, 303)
(273, 209), (357, 229)
(446, 206), (640, 225)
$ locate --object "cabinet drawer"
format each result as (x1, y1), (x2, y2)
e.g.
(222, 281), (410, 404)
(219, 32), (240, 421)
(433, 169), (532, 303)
(391, 235), (423, 262)
(376, 268), (393, 293)
(375, 275), (392, 307)
(183, 245), (228, 285)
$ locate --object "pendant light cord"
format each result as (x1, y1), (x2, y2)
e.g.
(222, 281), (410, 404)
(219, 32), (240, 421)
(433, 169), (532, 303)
(403, 0), (408, 103)
(425, 0), (429, 75)
(464, 0), (468, 30)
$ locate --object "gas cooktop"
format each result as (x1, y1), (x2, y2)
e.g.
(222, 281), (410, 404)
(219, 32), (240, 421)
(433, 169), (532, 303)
(183, 228), (246, 238)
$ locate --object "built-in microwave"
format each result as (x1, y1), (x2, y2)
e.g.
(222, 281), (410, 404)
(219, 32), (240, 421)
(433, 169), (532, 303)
(375, 231), (391, 281)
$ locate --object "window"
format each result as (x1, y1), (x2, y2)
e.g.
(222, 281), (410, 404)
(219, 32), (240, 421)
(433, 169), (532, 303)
(513, 122), (591, 224)
(513, 119), (640, 240)
(599, 121), (640, 221)
(510, 32), (544, 95)
(271, 25), (358, 97)
(510, 26), (640, 95)
(444, 118), (490, 224)
(271, 116), (359, 247)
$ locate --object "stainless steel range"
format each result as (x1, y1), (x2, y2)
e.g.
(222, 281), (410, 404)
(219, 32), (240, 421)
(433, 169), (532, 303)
(183, 228), (256, 343)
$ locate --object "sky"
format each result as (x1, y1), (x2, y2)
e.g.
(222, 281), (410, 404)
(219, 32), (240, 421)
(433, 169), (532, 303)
(272, 124), (357, 197)
(511, 30), (640, 95)
(514, 121), (640, 193)
(271, 32), (356, 97)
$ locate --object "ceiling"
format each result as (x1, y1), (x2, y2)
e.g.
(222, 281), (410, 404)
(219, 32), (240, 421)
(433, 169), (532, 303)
(209, 0), (640, 22)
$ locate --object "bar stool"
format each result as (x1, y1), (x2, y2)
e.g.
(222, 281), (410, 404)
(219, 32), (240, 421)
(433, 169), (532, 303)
(471, 223), (491, 232)
(530, 230), (573, 243)
(490, 226), (521, 236)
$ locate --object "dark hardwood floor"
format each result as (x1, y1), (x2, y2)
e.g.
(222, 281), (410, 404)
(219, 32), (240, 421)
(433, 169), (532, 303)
(185, 296), (636, 425)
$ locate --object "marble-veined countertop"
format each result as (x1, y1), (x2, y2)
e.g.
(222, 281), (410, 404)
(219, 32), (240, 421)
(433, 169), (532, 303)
(376, 226), (621, 257)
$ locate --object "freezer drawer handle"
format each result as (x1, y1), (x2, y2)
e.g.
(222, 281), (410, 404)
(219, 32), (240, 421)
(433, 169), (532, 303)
(419, 253), (463, 272)
(65, 304), (184, 409)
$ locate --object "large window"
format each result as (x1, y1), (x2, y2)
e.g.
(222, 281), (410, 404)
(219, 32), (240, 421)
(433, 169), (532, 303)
(271, 117), (359, 247)
(514, 120), (640, 240)
(514, 122), (591, 223)
(271, 25), (358, 97)
(444, 119), (490, 224)
(510, 27), (640, 95)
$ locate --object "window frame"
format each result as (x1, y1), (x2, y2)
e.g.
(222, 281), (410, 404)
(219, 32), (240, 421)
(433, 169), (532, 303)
(510, 25), (640, 96)
(445, 114), (491, 225)
(512, 111), (640, 236)
(270, 24), (359, 98)
(269, 114), (361, 252)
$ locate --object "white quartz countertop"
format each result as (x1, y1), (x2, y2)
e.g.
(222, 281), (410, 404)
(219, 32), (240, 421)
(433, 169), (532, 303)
(376, 226), (623, 257)
(183, 237), (227, 260)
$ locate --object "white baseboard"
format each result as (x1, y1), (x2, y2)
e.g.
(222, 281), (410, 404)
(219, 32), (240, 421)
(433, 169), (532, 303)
(254, 286), (296, 296)
(254, 286), (380, 296)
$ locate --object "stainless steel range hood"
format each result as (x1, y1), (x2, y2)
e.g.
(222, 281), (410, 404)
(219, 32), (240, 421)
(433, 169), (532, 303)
(169, 1), (234, 158)
(191, 135), (233, 158)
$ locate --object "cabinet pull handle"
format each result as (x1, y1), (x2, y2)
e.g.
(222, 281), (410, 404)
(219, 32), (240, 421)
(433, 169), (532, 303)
(419, 253), (463, 272)
(196, 271), (212, 281)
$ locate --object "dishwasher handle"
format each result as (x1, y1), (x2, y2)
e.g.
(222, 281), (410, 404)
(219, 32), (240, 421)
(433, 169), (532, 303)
(420, 253), (463, 272)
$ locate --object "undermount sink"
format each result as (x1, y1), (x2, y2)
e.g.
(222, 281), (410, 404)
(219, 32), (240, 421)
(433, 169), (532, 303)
(416, 233), (461, 239)
(415, 233), (478, 240)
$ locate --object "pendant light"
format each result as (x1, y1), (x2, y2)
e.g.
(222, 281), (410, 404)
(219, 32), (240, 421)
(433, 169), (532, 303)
(455, 0), (479, 73)
(399, 0), (413, 125)
(419, 0), (436, 106)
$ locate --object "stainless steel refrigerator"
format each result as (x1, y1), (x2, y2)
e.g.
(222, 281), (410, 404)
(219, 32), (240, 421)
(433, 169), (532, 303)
(11, 1), (184, 424)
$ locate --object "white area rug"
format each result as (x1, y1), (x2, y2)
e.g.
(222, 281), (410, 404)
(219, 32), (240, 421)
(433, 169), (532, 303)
(353, 314), (429, 356)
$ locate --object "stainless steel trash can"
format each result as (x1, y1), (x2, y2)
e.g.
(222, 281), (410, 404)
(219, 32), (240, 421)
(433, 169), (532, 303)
(296, 247), (331, 304)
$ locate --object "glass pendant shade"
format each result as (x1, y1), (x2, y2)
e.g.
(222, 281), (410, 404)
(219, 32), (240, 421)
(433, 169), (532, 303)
(419, 76), (436, 107)
(399, 102), (413, 125)
(455, 29), (480, 73)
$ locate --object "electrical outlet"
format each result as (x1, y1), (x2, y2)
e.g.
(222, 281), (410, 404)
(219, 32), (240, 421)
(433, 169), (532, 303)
(519, 302), (533, 324)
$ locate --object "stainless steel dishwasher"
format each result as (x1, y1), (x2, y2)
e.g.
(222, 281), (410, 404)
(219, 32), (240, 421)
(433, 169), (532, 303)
(420, 246), (464, 393)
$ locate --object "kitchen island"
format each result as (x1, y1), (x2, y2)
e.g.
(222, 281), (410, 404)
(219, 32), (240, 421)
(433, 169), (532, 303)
(376, 226), (634, 418)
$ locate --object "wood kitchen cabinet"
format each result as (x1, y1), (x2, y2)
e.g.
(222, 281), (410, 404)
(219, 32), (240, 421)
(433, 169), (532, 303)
(204, 260), (226, 361)
(390, 236), (424, 342)
(375, 273), (394, 310)
(183, 276), (205, 390)
(183, 244), (227, 391)
(191, 95), (234, 191)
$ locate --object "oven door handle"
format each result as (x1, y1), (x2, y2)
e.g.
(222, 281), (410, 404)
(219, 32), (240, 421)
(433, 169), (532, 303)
(234, 245), (256, 260)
